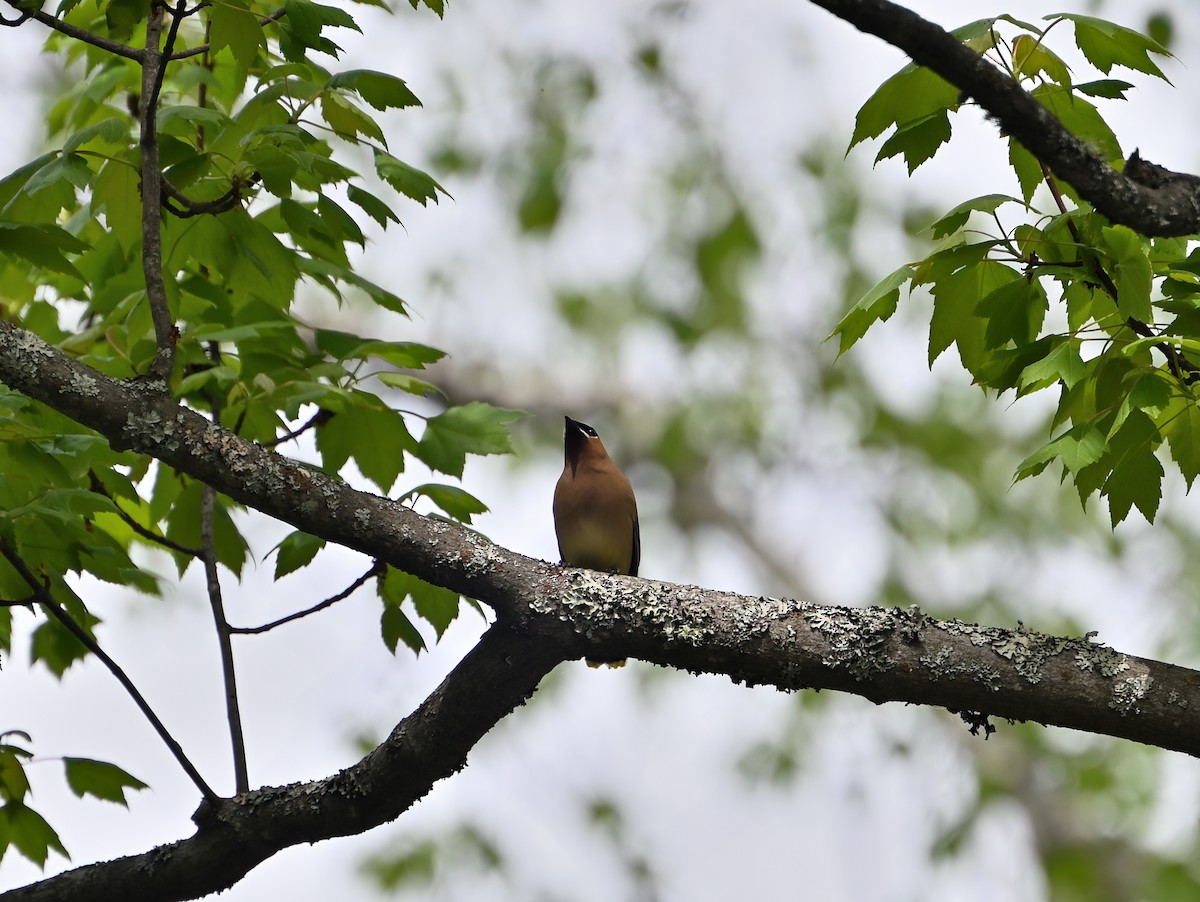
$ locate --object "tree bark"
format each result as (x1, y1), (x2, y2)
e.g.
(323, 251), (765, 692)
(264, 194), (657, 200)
(808, 0), (1200, 236)
(3, 319), (1200, 899)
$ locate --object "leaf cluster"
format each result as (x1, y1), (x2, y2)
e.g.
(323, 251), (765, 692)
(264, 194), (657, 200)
(833, 13), (1193, 527)
(0, 0), (521, 869)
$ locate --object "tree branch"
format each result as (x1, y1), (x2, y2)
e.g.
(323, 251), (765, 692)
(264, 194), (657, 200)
(3, 623), (566, 902)
(3, 322), (1200, 898)
(0, 0), (142, 60)
(0, 539), (217, 803)
(229, 561), (384, 634)
(201, 486), (249, 794)
(808, 0), (1200, 237)
(138, 2), (177, 381)
(88, 470), (202, 556)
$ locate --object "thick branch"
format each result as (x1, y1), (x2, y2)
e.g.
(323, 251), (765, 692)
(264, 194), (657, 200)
(5, 623), (565, 902)
(0, 322), (1197, 760)
(809, 0), (1200, 236)
(2, 324), (1200, 898)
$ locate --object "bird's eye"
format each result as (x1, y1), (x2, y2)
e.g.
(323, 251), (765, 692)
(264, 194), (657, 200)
(583, 425), (598, 437)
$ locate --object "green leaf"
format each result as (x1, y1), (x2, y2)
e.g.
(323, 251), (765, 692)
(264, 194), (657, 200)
(417, 402), (523, 478)
(1030, 84), (1122, 163)
(104, 0), (144, 38)
(1102, 410), (1163, 525)
(273, 531), (326, 579)
(63, 758), (148, 807)
(92, 160), (141, 245)
(373, 150), (449, 206)
(157, 105), (233, 134)
(1051, 13), (1173, 81)
(828, 265), (914, 357)
(400, 483), (489, 524)
(62, 117), (131, 155)
(0, 802), (68, 868)
(875, 110), (952, 173)
(928, 261), (1018, 370)
(1008, 138), (1044, 204)
(1012, 33), (1071, 85)
(975, 277), (1048, 350)
(21, 153), (92, 200)
(1100, 225), (1153, 321)
(315, 331), (443, 367)
(347, 184), (400, 229)
(1162, 395), (1200, 489)
(31, 614), (94, 677)
(1015, 422), (1106, 481)
(380, 567), (461, 640)
(380, 602), (425, 654)
(319, 92), (386, 144)
(209, 0), (266, 65)
(327, 69), (421, 111)
(1017, 338), (1086, 393)
(279, 0), (360, 58)
(0, 223), (89, 278)
(850, 66), (960, 149)
(316, 399), (417, 491)
(1110, 372), (1171, 436)
(0, 747), (31, 804)
(377, 373), (443, 398)
(407, 0), (444, 15)
(929, 194), (1018, 240)
(1075, 79), (1135, 99)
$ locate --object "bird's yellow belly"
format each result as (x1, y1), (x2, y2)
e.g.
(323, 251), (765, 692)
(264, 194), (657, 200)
(559, 516), (632, 574)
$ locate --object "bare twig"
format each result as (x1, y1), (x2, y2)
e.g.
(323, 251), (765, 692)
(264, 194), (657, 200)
(88, 471), (201, 557)
(0, 539), (216, 801)
(160, 177), (256, 218)
(0, 0), (142, 59)
(1038, 161), (1200, 382)
(4, 624), (564, 902)
(201, 486), (249, 795)
(264, 408), (335, 448)
(230, 561), (385, 634)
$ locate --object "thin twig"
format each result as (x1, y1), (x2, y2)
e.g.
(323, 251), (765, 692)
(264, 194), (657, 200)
(0, 539), (217, 801)
(161, 177), (255, 218)
(139, 2), (177, 381)
(201, 486), (249, 794)
(264, 408), (335, 448)
(0, 0), (142, 59)
(88, 471), (201, 557)
(231, 561), (385, 634)
(1039, 162), (1200, 383)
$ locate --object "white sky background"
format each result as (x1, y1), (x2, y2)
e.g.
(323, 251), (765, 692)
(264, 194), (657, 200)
(3, 1), (1200, 900)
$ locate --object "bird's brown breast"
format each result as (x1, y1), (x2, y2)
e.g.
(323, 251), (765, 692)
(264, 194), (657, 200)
(553, 465), (637, 575)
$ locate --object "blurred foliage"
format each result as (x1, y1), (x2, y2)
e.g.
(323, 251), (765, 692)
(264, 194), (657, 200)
(356, 3), (1200, 901)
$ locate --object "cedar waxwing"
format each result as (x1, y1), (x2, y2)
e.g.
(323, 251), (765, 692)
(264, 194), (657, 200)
(553, 416), (640, 578)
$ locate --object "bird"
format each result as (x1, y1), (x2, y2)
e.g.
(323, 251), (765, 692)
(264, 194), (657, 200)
(554, 415), (640, 576)
(553, 416), (640, 666)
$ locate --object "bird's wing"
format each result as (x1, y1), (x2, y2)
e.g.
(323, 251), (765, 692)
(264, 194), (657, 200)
(629, 514), (641, 577)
